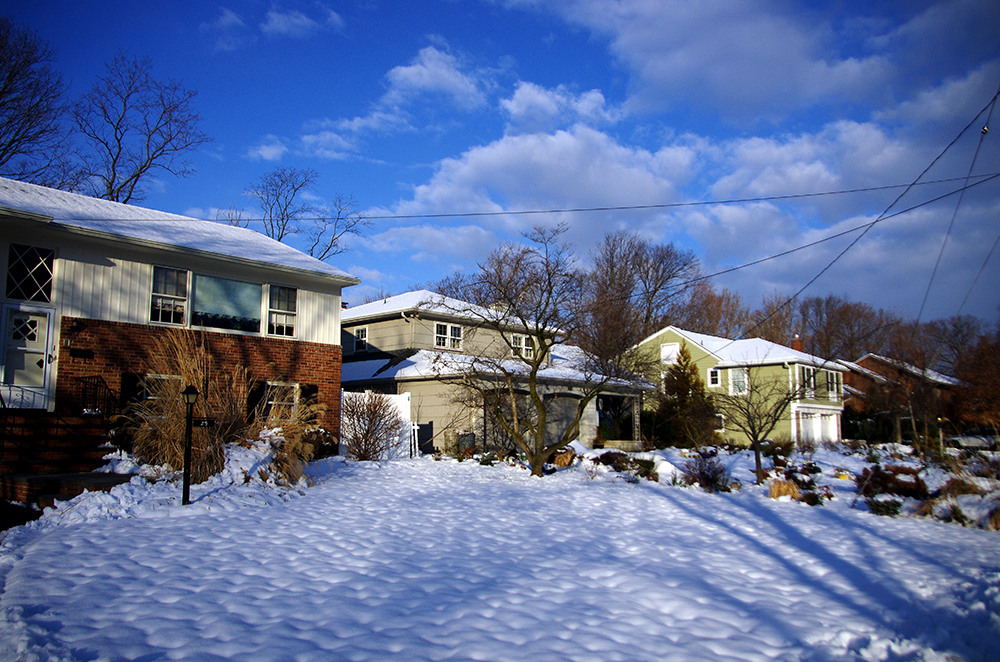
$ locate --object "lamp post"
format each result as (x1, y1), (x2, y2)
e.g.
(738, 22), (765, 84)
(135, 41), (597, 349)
(181, 385), (199, 505)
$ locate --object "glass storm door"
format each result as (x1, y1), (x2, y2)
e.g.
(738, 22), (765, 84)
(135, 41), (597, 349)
(1, 305), (54, 408)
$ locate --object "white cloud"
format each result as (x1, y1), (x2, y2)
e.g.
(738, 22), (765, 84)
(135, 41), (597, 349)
(298, 44), (486, 157)
(260, 5), (344, 38)
(384, 46), (486, 110)
(364, 224), (499, 263)
(299, 130), (354, 160)
(200, 7), (253, 52)
(509, 0), (897, 119)
(246, 136), (290, 161)
(501, 82), (620, 133)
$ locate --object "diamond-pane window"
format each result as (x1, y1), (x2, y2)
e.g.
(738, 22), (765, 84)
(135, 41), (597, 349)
(6, 244), (54, 303)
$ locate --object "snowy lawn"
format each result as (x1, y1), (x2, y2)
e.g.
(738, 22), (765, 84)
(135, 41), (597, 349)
(1, 444), (999, 661)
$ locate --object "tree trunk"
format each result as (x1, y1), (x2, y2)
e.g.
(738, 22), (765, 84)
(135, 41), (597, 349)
(752, 438), (765, 484)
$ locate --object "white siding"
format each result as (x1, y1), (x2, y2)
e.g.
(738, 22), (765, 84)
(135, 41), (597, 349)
(48, 242), (344, 346)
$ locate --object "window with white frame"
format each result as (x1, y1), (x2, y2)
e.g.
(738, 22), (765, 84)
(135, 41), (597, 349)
(435, 323), (462, 350)
(267, 285), (296, 337)
(354, 327), (368, 353)
(799, 366), (817, 398)
(139, 373), (183, 400)
(708, 368), (720, 387)
(660, 342), (680, 366)
(511, 333), (535, 359)
(714, 413), (726, 433)
(730, 367), (748, 395)
(150, 266), (188, 325)
(265, 381), (299, 420)
(826, 370), (841, 401)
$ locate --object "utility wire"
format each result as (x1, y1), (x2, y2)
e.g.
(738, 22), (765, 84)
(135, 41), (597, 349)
(917, 83), (999, 322)
(730, 90), (1000, 344)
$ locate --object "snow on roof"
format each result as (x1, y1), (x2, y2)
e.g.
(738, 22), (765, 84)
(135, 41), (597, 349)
(342, 345), (649, 391)
(0, 177), (359, 283)
(858, 353), (961, 387)
(837, 359), (890, 384)
(657, 326), (842, 369)
(341, 290), (473, 322)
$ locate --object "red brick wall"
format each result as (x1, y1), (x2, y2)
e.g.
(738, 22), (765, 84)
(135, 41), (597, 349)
(55, 317), (343, 432)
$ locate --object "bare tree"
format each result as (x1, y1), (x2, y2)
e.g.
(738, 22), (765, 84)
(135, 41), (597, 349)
(579, 231), (699, 379)
(238, 167), (369, 259)
(712, 365), (802, 483)
(750, 291), (795, 346)
(673, 281), (750, 338)
(431, 224), (607, 476)
(957, 331), (1000, 431)
(0, 17), (78, 187)
(795, 295), (899, 361)
(341, 391), (405, 461)
(306, 193), (369, 260)
(243, 167), (319, 242)
(922, 314), (985, 377)
(73, 52), (210, 202)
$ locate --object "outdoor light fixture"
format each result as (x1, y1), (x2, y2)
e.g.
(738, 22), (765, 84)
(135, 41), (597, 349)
(181, 385), (199, 505)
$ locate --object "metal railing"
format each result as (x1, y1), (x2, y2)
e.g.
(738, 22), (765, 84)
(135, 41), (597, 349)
(75, 376), (119, 418)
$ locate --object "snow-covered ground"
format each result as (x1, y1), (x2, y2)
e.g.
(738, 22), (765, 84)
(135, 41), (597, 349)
(1, 440), (999, 661)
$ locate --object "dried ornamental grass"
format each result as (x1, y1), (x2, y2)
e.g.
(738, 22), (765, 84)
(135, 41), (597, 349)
(769, 479), (801, 500)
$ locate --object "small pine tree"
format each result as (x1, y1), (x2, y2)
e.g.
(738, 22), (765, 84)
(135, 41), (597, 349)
(656, 343), (717, 447)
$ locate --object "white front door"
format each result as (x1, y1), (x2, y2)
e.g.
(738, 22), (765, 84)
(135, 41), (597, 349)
(1, 304), (56, 409)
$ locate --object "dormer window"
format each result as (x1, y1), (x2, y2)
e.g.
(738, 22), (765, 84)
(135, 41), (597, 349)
(435, 323), (462, 350)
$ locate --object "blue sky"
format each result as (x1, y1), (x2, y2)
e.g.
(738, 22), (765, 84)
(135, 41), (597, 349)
(8, 0), (1000, 322)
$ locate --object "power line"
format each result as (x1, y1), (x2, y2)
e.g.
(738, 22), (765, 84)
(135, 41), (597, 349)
(358, 175), (996, 221)
(917, 82), (1000, 322)
(730, 88), (1000, 342)
(686, 172), (1000, 287)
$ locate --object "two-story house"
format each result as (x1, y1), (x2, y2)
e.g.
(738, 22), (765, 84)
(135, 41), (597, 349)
(639, 326), (846, 445)
(340, 290), (648, 453)
(0, 176), (359, 431)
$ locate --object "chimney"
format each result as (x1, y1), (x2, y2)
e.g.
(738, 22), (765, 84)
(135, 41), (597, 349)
(791, 334), (804, 352)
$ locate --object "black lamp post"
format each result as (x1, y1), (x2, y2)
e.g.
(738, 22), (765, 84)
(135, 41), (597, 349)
(181, 385), (199, 505)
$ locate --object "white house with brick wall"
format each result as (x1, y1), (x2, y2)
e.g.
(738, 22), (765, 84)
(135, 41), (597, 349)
(0, 177), (359, 431)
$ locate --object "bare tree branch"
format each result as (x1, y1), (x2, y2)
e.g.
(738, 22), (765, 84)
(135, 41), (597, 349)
(73, 52), (210, 202)
(0, 17), (79, 188)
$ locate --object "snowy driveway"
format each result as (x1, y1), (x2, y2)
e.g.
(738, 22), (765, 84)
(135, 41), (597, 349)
(1, 457), (999, 661)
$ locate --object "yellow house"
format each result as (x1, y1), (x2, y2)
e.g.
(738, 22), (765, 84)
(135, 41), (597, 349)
(639, 326), (846, 445)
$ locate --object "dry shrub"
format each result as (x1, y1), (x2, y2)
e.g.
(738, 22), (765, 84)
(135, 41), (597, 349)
(341, 391), (405, 461)
(681, 449), (731, 493)
(118, 331), (235, 482)
(769, 479), (800, 500)
(939, 477), (983, 498)
(855, 464), (929, 499)
(261, 397), (327, 484)
(118, 329), (326, 486)
(592, 450), (658, 482)
(987, 504), (1000, 530)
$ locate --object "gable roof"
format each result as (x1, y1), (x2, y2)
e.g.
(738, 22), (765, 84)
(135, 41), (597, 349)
(342, 290), (475, 323)
(0, 177), (359, 285)
(643, 325), (843, 370)
(855, 353), (961, 387)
